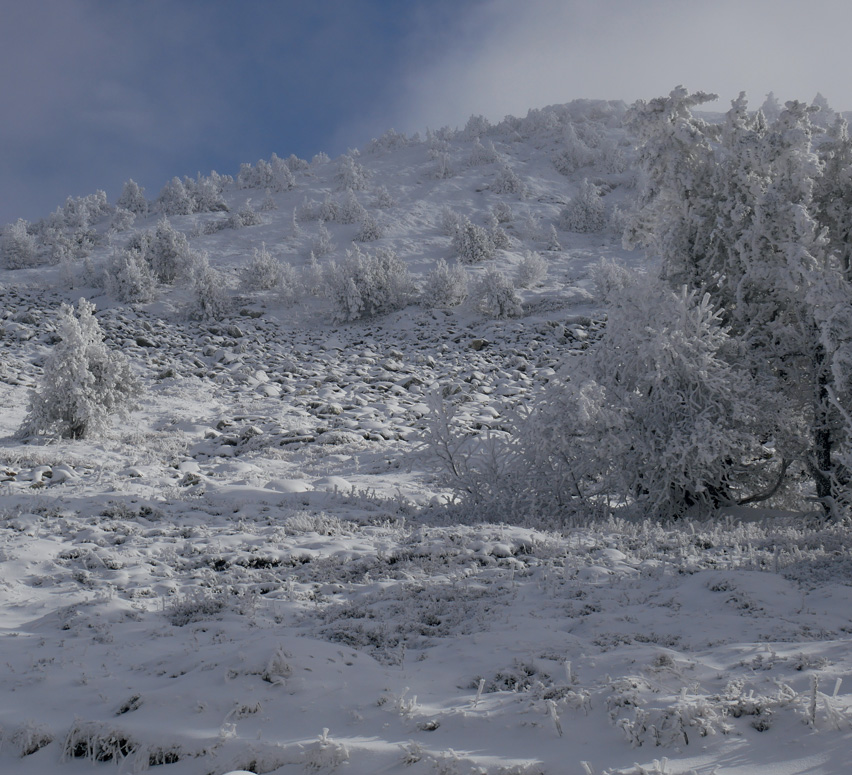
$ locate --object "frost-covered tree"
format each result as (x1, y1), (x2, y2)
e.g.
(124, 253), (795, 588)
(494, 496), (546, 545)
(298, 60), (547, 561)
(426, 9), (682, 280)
(242, 243), (284, 290)
(452, 218), (495, 263)
(471, 266), (522, 318)
(104, 248), (156, 303)
(354, 213), (383, 242)
(336, 154), (368, 191)
(627, 88), (852, 516)
(421, 258), (468, 308)
(188, 253), (230, 320)
(515, 250), (548, 288)
(147, 218), (193, 283)
(1, 219), (39, 269)
(557, 265), (783, 516)
(491, 163), (525, 196)
(325, 246), (415, 321)
(116, 179), (148, 216)
(156, 177), (194, 216)
(19, 299), (141, 439)
(559, 178), (606, 232)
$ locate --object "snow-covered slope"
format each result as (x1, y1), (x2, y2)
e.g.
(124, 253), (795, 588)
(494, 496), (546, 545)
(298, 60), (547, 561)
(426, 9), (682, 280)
(1, 101), (852, 775)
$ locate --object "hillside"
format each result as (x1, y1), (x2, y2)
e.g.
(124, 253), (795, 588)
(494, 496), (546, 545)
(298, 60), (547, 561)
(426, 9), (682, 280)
(1, 99), (852, 775)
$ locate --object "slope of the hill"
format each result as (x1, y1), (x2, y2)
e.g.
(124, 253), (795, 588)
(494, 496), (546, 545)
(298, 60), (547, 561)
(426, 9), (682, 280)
(1, 101), (852, 775)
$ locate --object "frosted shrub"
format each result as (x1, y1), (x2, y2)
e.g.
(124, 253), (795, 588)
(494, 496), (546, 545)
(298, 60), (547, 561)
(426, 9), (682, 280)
(421, 258), (469, 308)
(338, 191), (367, 224)
(468, 138), (498, 166)
(452, 218), (495, 263)
(354, 213), (383, 242)
(373, 185), (395, 208)
(515, 251), (548, 288)
(472, 266), (522, 318)
(439, 207), (463, 237)
(492, 201), (513, 223)
(156, 177), (194, 216)
(311, 221), (336, 257)
(19, 298), (141, 440)
(492, 163), (526, 196)
(227, 201), (262, 229)
(560, 179), (606, 232)
(188, 253), (230, 320)
(242, 243), (284, 290)
(104, 248), (156, 302)
(336, 153), (368, 191)
(431, 150), (454, 179)
(302, 251), (325, 296)
(185, 174), (228, 212)
(544, 263), (780, 517)
(148, 218), (193, 284)
(116, 179), (148, 216)
(1, 219), (39, 269)
(285, 153), (309, 172)
(326, 246), (415, 321)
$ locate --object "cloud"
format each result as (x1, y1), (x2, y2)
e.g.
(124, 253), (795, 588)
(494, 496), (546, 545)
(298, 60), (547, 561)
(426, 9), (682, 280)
(379, 0), (852, 135)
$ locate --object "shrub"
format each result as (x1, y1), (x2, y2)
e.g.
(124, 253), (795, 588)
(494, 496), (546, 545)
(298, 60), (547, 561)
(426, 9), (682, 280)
(116, 179), (148, 216)
(336, 154), (368, 191)
(338, 191), (367, 224)
(491, 163), (525, 196)
(19, 298), (141, 440)
(104, 248), (157, 302)
(148, 218), (193, 283)
(421, 258), (469, 308)
(452, 218), (495, 264)
(354, 213), (383, 242)
(472, 266), (522, 318)
(1, 219), (39, 269)
(188, 253), (230, 320)
(242, 243), (284, 290)
(559, 178), (606, 232)
(515, 251), (548, 288)
(156, 177), (194, 216)
(326, 246), (415, 321)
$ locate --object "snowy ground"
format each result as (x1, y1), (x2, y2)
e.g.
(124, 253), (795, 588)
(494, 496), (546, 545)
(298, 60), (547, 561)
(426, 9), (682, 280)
(2, 103), (852, 774)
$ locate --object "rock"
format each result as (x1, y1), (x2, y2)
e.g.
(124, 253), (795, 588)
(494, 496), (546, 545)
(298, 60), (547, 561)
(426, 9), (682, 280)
(470, 338), (489, 351)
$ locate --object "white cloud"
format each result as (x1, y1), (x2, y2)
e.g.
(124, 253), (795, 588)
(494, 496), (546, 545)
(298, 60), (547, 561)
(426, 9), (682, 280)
(382, 0), (852, 135)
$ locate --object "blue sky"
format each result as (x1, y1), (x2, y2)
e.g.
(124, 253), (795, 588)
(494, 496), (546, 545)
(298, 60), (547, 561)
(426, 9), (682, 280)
(3, 0), (851, 226)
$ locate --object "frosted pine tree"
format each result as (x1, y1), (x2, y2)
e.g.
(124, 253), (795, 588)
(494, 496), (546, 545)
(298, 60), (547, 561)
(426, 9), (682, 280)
(19, 299), (141, 440)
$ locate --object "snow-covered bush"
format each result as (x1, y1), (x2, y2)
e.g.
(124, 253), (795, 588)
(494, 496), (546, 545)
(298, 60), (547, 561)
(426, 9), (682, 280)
(472, 266), (522, 318)
(336, 154), (368, 191)
(373, 185), (395, 209)
(468, 138), (498, 166)
(354, 213), (383, 242)
(491, 163), (525, 196)
(188, 253), (230, 320)
(492, 202), (513, 224)
(156, 177), (194, 216)
(242, 244), (284, 290)
(238, 157), (293, 191)
(515, 251), (548, 288)
(302, 251), (325, 296)
(311, 221), (336, 257)
(431, 151), (454, 179)
(559, 179), (606, 232)
(338, 191), (367, 224)
(227, 201), (262, 229)
(1, 219), (39, 269)
(184, 174), (228, 213)
(116, 179), (148, 216)
(18, 298), (141, 440)
(421, 258), (469, 308)
(147, 218), (193, 284)
(103, 248), (156, 303)
(325, 246), (415, 321)
(452, 218), (495, 264)
(439, 207), (463, 237)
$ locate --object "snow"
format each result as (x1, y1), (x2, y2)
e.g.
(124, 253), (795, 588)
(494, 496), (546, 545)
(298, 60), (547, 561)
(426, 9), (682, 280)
(1, 101), (851, 774)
